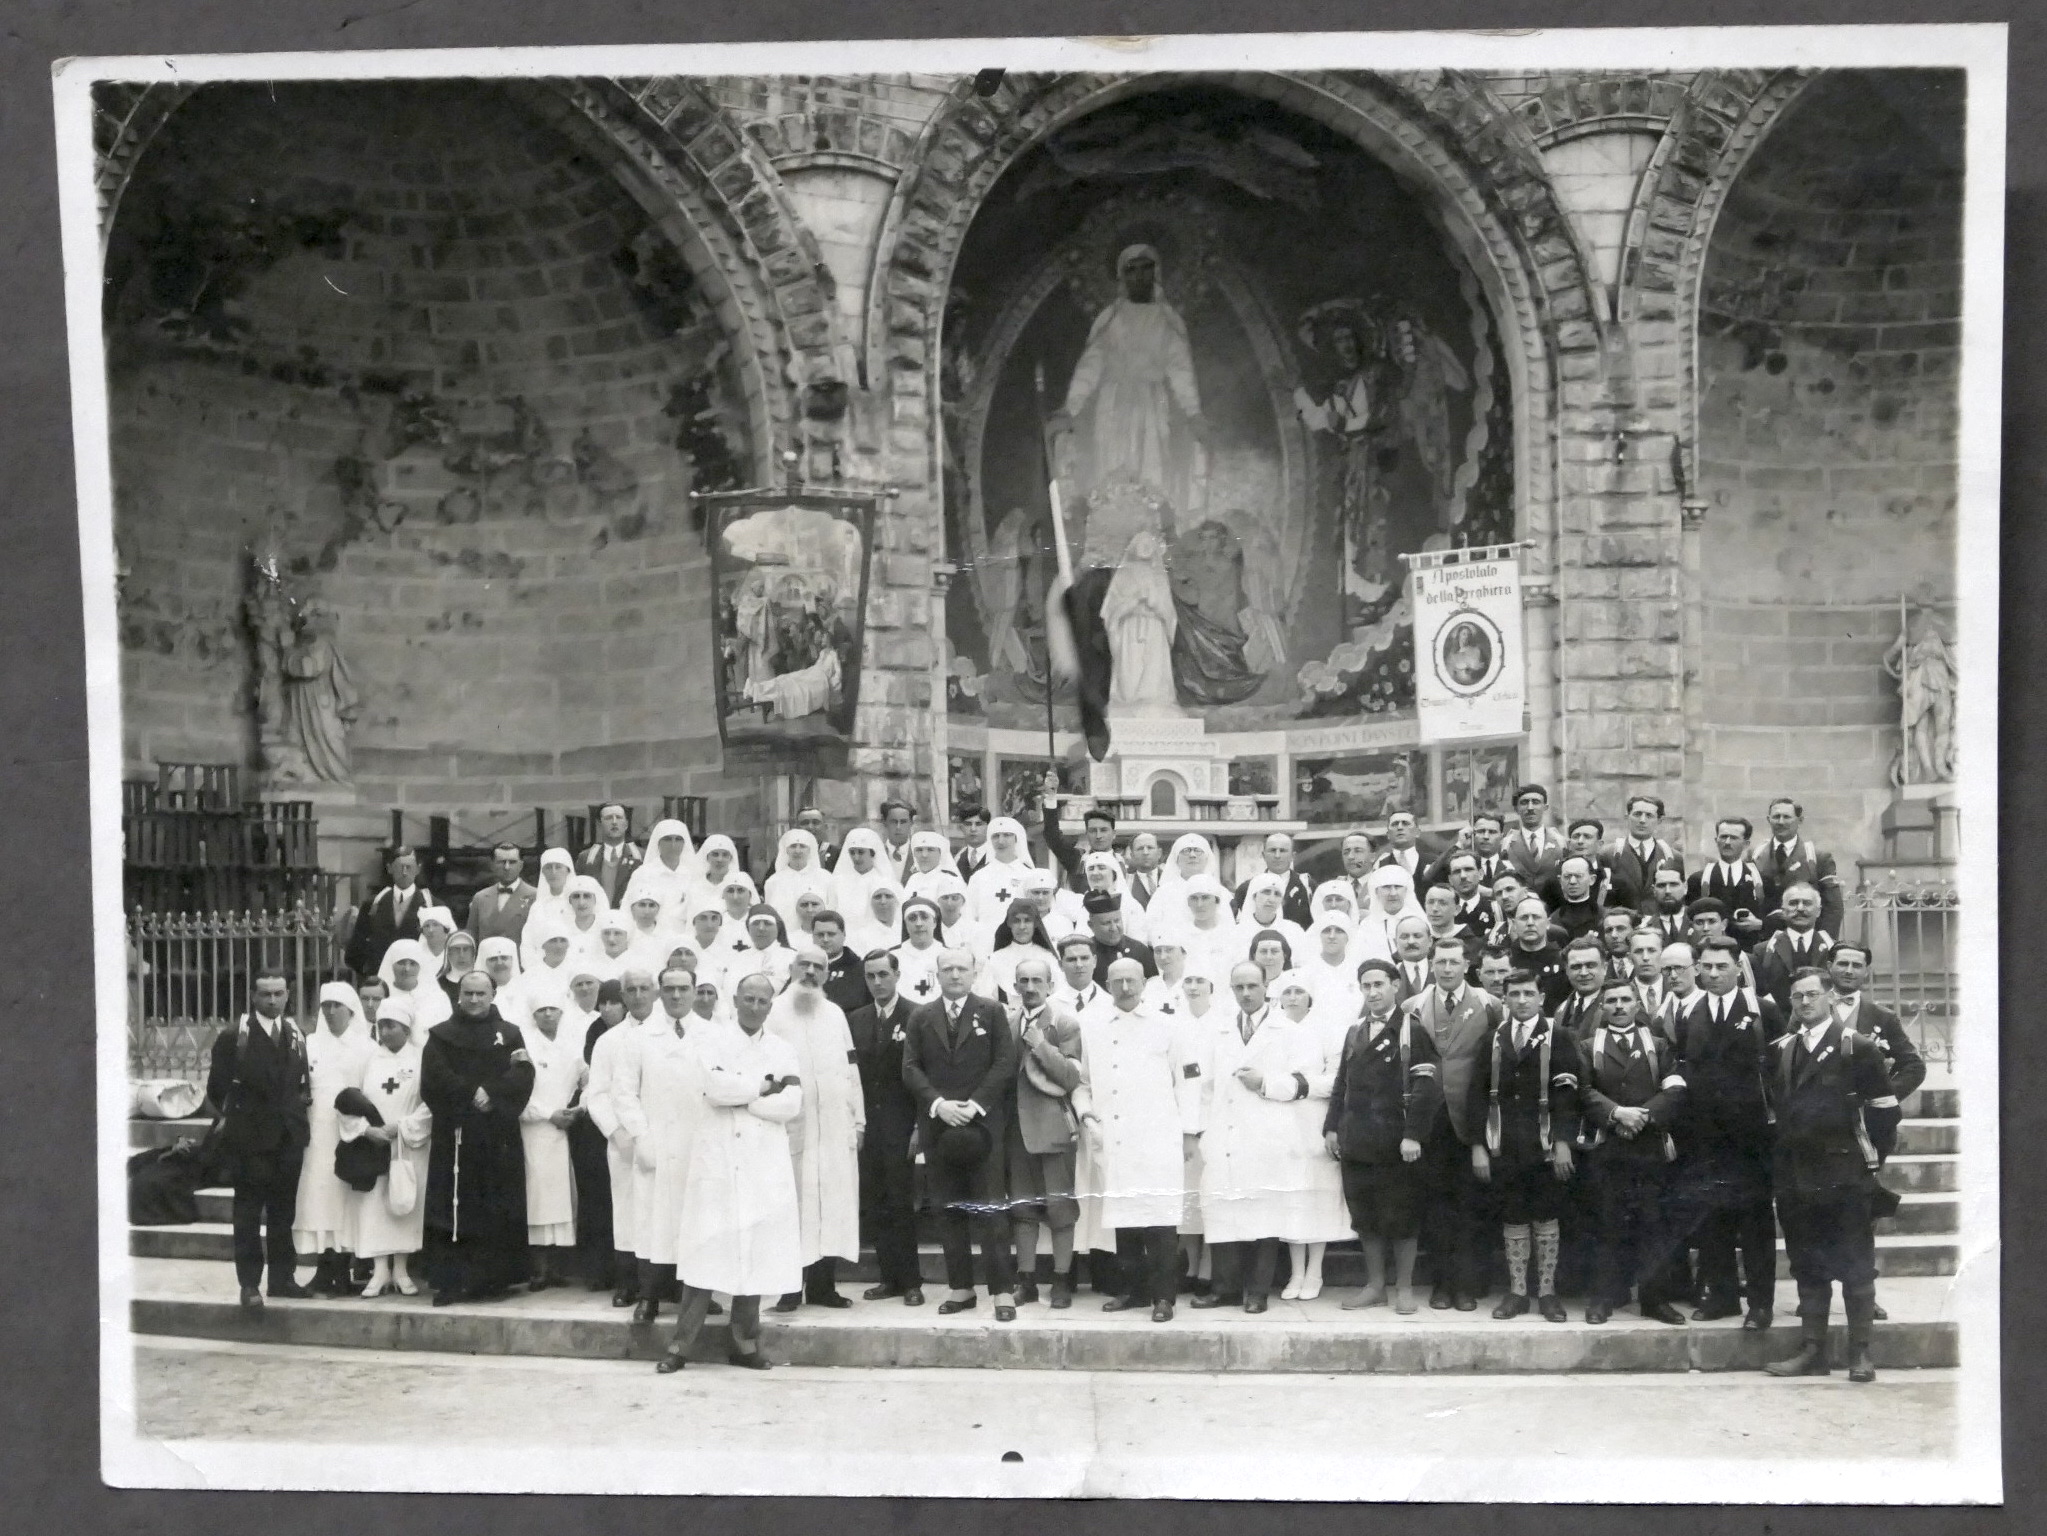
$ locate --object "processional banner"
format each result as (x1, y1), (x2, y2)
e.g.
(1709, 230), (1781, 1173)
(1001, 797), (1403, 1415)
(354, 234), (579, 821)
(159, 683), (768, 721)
(1407, 547), (1525, 743)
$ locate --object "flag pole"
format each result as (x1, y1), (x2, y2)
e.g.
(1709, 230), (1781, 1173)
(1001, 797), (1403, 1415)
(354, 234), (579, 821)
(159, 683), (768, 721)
(1033, 364), (1079, 779)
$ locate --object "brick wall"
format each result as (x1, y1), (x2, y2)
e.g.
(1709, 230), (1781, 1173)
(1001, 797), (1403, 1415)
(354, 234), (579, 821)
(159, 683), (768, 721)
(109, 81), (763, 836)
(1692, 70), (1963, 864)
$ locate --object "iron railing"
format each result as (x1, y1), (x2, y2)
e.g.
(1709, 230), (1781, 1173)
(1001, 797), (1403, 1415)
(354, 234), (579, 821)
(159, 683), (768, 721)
(1849, 873), (1959, 1068)
(128, 908), (340, 1085)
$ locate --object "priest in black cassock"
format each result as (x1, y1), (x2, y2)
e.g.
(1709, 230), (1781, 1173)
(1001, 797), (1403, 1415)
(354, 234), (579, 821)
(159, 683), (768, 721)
(421, 970), (536, 1305)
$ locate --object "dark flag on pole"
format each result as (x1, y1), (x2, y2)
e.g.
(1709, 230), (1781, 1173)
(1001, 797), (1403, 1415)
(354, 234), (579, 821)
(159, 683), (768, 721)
(1034, 362), (1115, 761)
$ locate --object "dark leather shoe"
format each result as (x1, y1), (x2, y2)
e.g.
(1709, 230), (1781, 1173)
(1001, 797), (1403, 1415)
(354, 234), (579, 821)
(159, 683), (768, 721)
(1585, 1303), (1612, 1325)
(655, 1349), (687, 1374)
(1742, 1307), (1774, 1331)
(809, 1291), (852, 1309)
(1492, 1292), (1529, 1320)
(632, 1298), (660, 1324)
(707, 1299), (724, 1316)
(1453, 1291), (1477, 1312)
(771, 1292), (801, 1313)
(1245, 1295), (1269, 1315)
(1101, 1295), (1145, 1312)
(936, 1295), (977, 1315)
(1691, 1296), (1741, 1322)
(1190, 1291), (1239, 1309)
(1872, 1302), (1888, 1321)
(239, 1287), (264, 1313)
(1538, 1293), (1568, 1323)
(863, 1284), (905, 1301)
(1049, 1280), (1073, 1309)
(727, 1350), (773, 1370)
(1645, 1301), (1687, 1326)
(431, 1289), (465, 1308)
(903, 1288), (925, 1307)
(994, 1303), (1016, 1322)
(1151, 1301), (1174, 1323)
(611, 1287), (637, 1308)
(1013, 1280), (1040, 1305)
(1428, 1284), (1453, 1311)
(268, 1280), (313, 1300)
(1765, 1343), (1830, 1377)
(1847, 1348), (1876, 1383)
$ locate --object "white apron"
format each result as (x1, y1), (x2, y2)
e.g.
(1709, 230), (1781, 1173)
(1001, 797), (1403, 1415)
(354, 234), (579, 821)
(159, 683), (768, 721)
(294, 1028), (374, 1254)
(519, 1024), (585, 1241)
(341, 1042), (431, 1259)
(1283, 1010), (1355, 1242)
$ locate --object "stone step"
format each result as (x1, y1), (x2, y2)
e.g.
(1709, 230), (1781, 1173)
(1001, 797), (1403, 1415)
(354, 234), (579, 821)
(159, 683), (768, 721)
(131, 1221), (1959, 1280)
(124, 1258), (1960, 1374)
(1895, 1118), (1959, 1155)
(1880, 1154), (1958, 1192)
(1875, 1193), (1957, 1236)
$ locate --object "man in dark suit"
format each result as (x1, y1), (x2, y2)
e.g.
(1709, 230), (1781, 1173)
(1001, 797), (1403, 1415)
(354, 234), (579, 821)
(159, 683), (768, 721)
(1403, 935), (1504, 1311)
(1441, 852), (1502, 949)
(1231, 831), (1316, 928)
(1604, 795), (1685, 911)
(848, 951), (923, 1305)
(1762, 968), (1902, 1382)
(1687, 818), (1770, 951)
(577, 803), (644, 907)
(1825, 942), (1927, 1126)
(1579, 976), (1688, 1325)
(1389, 915), (1435, 1004)
(1428, 811), (1509, 892)
(1373, 810), (1435, 877)
(1085, 892), (1156, 984)
(795, 806), (841, 873)
(902, 947), (1021, 1319)
(1123, 832), (1164, 908)
(1667, 936), (1785, 1329)
(1636, 867), (1692, 946)
(466, 843), (539, 947)
(1751, 882), (1835, 1014)
(1550, 939), (1609, 1043)
(1502, 784), (1565, 888)
(343, 846), (431, 978)
(1505, 895), (1570, 1009)
(1756, 797), (1846, 939)
(1004, 954), (1086, 1306)
(204, 968), (314, 1311)
(954, 804), (993, 880)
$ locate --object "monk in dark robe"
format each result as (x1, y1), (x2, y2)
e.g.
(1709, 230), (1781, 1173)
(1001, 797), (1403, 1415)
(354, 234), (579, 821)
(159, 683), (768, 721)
(421, 970), (536, 1305)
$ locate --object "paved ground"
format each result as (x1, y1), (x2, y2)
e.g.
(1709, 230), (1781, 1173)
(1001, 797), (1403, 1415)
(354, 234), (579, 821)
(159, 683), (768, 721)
(121, 1337), (1960, 1500)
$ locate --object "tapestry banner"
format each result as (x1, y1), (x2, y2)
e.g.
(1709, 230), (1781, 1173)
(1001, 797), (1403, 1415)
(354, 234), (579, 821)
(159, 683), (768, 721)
(1407, 552), (1525, 743)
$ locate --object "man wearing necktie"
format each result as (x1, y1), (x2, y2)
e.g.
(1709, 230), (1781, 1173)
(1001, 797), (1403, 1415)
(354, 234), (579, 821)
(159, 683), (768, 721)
(1752, 882), (1835, 1014)
(1579, 976), (1688, 1326)
(465, 843), (538, 946)
(902, 949), (1020, 1320)
(1761, 969), (1901, 1383)
(1406, 936), (1503, 1312)
(1603, 795), (1685, 911)
(577, 804), (644, 908)
(1503, 784), (1565, 887)
(1003, 957), (1084, 1308)
(1373, 810), (1429, 875)
(1686, 818), (1770, 950)
(1756, 798), (1845, 940)
(1666, 936), (1785, 1329)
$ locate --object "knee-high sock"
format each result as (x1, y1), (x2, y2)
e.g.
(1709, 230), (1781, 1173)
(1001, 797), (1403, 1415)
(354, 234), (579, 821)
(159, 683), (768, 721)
(1503, 1223), (1532, 1294)
(1050, 1223), (1075, 1275)
(1533, 1219), (1561, 1296)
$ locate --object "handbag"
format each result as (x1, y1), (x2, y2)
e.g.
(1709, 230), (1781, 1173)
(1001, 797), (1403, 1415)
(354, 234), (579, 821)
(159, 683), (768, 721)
(386, 1147), (418, 1216)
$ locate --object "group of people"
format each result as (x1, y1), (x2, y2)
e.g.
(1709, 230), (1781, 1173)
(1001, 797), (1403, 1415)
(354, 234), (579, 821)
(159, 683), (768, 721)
(202, 782), (1918, 1380)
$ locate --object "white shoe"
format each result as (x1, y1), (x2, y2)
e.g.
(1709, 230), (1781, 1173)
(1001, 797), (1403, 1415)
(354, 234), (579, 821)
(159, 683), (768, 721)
(1280, 1279), (1303, 1301)
(361, 1279), (390, 1299)
(394, 1275), (419, 1297)
(1299, 1279), (1323, 1301)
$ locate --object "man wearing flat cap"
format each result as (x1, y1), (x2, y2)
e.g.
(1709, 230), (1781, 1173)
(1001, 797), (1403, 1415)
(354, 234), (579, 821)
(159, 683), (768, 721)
(1085, 888), (1157, 986)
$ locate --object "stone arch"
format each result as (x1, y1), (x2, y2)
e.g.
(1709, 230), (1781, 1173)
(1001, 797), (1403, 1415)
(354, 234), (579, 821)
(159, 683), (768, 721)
(867, 69), (1604, 593)
(92, 75), (856, 488)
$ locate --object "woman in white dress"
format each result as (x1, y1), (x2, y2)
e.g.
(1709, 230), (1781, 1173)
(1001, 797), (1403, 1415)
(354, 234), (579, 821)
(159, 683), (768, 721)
(688, 834), (743, 917)
(296, 981), (377, 1294)
(1299, 911), (1364, 1034)
(622, 819), (700, 935)
(476, 936), (523, 999)
(1150, 832), (1223, 932)
(732, 904), (796, 992)
(845, 881), (904, 959)
(962, 818), (1035, 926)
(540, 876), (609, 968)
(891, 898), (947, 1006)
(1274, 970), (1352, 1299)
(1237, 874), (1307, 959)
(901, 829), (964, 904)
(531, 847), (576, 932)
(379, 906), (456, 993)
(1179, 874), (1242, 989)
(1245, 928), (1296, 990)
(763, 828), (833, 937)
(517, 972), (587, 1288)
(585, 912), (637, 982)
(343, 999), (432, 1296)
(829, 826), (893, 926)
(1169, 968), (1221, 1292)
(379, 939), (451, 1043)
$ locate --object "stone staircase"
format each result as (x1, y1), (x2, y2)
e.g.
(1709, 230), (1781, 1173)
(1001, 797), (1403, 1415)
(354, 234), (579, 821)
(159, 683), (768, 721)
(123, 1080), (1964, 1371)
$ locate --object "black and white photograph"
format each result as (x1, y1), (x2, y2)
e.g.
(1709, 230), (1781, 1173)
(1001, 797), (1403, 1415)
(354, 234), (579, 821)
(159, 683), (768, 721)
(62, 25), (2001, 1502)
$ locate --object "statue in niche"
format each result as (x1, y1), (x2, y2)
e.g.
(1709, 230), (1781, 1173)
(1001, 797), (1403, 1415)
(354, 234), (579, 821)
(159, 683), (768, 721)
(1293, 304), (1398, 622)
(1101, 528), (1182, 715)
(1884, 605), (1957, 786)
(1050, 244), (1211, 523)
(246, 551), (359, 785)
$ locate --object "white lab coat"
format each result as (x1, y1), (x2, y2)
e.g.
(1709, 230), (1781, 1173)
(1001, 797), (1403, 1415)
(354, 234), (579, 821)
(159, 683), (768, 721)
(618, 1018), (707, 1270)
(518, 1023), (586, 1241)
(673, 1019), (805, 1297)
(1167, 1006), (1217, 1232)
(582, 1018), (653, 1252)
(294, 1027), (375, 1254)
(340, 1041), (431, 1258)
(1072, 1002), (1202, 1247)
(767, 994), (865, 1267)
(1284, 1009), (1355, 1242)
(1191, 1007), (1316, 1244)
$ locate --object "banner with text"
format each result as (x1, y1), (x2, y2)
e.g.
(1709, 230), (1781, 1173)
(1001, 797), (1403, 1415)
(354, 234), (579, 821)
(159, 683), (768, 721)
(1409, 555), (1525, 742)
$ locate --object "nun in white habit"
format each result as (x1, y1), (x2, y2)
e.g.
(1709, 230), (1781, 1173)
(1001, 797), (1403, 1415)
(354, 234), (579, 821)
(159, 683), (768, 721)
(844, 880), (904, 958)
(1149, 832), (1224, 933)
(517, 971), (586, 1285)
(342, 996), (432, 1296)
(963, 816), (1035, 927)
(829, 826), (893, 923)
(901, 828), (964, 904)
(1299, 910), (1365, 1032)
(1356, 865), (1423, 964)
(379, 939), (451, 1044)
(621, 819), (700, 935)
(764, 828), (834, 936)
(295, 981), (378, 1291)
(531, 846), (577, 932)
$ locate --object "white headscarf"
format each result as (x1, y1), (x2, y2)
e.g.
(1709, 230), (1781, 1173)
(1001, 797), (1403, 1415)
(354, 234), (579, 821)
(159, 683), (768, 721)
(377, 939), (451, 1034)
(476, 936), (524, 995)
(376, 990), (426, 1049)
(831, 825), (893, 922)
(903, 828), (964, 901)
(689, 834), (741, 913)
(964, 819), (1036, 924)
(316, 979), (373, 1043)
(846, 879), (905, 957)
(764, 828), (834, 936)
(1300, 910), (1364, 1034)
(416, 906), (457, 969)
(1150, 832), (1222, 930)
(621, 819), (699, 929)
(531, 847), (577, 932)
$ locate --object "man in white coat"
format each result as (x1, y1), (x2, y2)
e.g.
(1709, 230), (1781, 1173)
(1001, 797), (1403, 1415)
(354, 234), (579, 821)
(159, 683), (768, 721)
(1189, 962), (1314, 1313)
(618, 963), (710, 1324)
(767, 946), (865, 1311)
(582, 969), (664, 1313)
(659, 973), (805, 1373)
(1074, 957), (1202, 1322)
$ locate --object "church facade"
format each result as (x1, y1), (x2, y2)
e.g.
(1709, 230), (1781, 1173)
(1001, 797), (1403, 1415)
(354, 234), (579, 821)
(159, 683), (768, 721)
(97, 67), (1962, 881)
